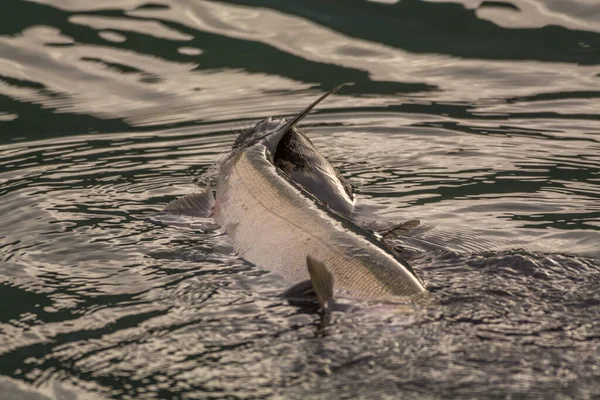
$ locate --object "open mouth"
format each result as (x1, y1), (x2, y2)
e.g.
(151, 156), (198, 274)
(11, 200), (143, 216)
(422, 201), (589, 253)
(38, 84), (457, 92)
(245, 85), (344, 149)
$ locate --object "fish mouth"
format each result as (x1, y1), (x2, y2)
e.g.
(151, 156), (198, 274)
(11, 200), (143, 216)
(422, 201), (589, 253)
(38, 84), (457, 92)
(271, 84), (344, 139)
(248, 84), (345, 148)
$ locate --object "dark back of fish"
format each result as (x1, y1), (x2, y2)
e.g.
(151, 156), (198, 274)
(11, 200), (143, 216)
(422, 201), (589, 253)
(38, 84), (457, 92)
(274, 128), (355, 217)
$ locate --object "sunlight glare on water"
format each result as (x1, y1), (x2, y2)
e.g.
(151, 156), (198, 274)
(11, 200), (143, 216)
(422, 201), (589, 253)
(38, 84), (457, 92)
(1, 0), (599, 398)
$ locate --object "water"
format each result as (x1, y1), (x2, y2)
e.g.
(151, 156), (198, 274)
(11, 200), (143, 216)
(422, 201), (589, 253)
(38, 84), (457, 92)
(1, 0), (599, 398)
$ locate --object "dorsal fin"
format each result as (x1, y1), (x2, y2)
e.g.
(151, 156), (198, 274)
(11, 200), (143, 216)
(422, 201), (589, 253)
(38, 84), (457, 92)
(380, 219), (421, 239)
(164, 184), (215, 218)
(306, 255), (334, 311)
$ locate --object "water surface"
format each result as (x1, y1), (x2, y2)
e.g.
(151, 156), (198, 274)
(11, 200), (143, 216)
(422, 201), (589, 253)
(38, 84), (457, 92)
(1, 0), (600, 398)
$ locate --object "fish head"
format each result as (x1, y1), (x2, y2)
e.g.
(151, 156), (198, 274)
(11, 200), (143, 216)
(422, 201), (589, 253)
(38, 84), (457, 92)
(231, 85), (345, 155)
(222, 85), (354, 216)
(228, 85), (354, 216)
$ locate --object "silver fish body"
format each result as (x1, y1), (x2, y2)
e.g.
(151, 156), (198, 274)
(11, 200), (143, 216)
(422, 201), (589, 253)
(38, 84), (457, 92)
(214, 121), (426, 300)
(166, 86), (427, 301)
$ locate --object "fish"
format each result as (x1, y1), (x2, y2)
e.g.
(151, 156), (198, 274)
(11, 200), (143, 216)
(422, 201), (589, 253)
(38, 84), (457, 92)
(165, 86), (427, 306)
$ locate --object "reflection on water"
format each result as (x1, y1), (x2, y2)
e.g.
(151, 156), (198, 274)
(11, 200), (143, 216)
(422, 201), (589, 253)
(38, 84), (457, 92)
(1, 0), (599, 398)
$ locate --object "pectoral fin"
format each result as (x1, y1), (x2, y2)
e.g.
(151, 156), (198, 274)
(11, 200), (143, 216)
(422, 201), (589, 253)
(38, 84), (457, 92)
(306, 255), (334, 311)
(164, 184), (215, 218)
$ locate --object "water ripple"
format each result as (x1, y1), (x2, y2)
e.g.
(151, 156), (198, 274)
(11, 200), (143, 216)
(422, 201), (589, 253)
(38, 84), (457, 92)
(1, 0), (600, 398)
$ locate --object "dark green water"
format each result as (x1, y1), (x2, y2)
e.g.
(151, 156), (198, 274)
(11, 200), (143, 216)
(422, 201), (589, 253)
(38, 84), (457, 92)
(1, 0), (599, 398)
